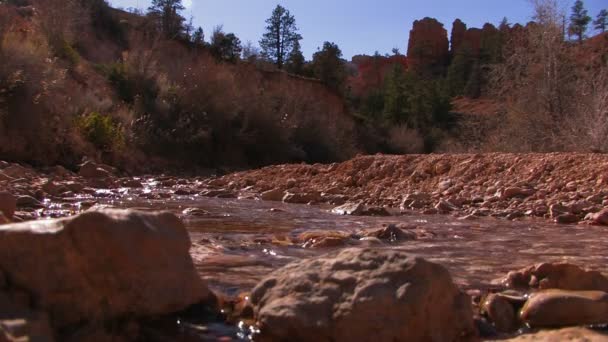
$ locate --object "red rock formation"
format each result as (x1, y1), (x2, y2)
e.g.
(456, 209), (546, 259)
(348, 54), (408, 97)
(407, 17), (449, 73)
(451, 19), (467, 55)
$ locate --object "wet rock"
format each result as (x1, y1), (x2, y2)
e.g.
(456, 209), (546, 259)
(0, 192), (17, 219)
(0, 292), (54, 342)
(15, 196), (43, 209)
(504, 327), (608, 341)
(174, 188), (196, 196)
(365, 224), (417, 242)
(121, 179), (143, 188)
(260, 189), (285, 202)
(78, 161), (112, 179)
(499, 187), (535, 200)
(549, 204), (569, 218)
(521, 290), (608, 328)
(182, 208), (211, 217)
(435, 199), (457, 212)
(332, 202), (390, 216)
(282, 192), (321, 204)
(554, 213), (579, 224)
(503, 263), (608, 292)
(0, 172), (14, 182)
(2, 165), (31, 179)
(0, 209), (211, 328)
(482, 294), (517, 332)
(251, 248), (476, 342)
(586, 208), (608, 225)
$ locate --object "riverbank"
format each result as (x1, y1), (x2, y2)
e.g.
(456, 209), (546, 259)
(1, 153), (608, 341)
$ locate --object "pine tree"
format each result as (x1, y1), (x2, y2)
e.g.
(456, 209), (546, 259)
(286, 40), (305, 75)
(311, 42), (346, 91)
(595, 9), (608, 33)
(210, 26), (242, 63)
(192, 27), (204, 45)
(446, 47), (473, 96)
(148, 0), (186, 39)
(259, 5), (302, 69)
(383, 64), (410, 125)
(568, 0), (592, 43)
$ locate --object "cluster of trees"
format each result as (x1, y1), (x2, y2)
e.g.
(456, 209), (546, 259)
(568, 0), (607, 42)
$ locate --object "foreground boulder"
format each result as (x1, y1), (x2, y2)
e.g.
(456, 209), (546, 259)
(504, 327), (608, 341)
(503, 262), (608, 292)
(0, 209), (210, 328)
(0, 192), (16, 219)
(251, 248), (476, 342)
(520, 290), (608, 328)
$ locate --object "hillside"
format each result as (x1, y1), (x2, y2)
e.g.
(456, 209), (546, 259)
(0, 1), (359, 171)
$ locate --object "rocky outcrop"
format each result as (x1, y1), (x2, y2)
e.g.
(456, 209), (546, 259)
(250, 248), (476, 342)
(407, 17), (449, 74)
(520, 290), (608, 327)
(0, 209), (211, 329)
(504, 327), (608, 341)
(503, 263), (608, 292)
(451, 19), (467, 54)
(348, 54), (409, 97)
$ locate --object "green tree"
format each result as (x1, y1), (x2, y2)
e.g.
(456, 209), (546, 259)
(210, 26), (242, 63)
(446, 46), (473, 96)
(259, 5), (302, 69)
(568, 0), (592, 43)
(595, 9), (608, 33)
(147, 0), (186, 39)
(464, 62), (482, 98)
(285, 40), (306, 75)
(383, 64), (410, 124)
(191, 27), (204, 45)
(311, 42), (346, 91)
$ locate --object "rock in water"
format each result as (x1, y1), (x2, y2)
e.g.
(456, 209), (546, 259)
(251, 248), (476, 342)
(503, 263), (608, 292)
(521, 290), (608, 328)
(0, 209), (210, 328)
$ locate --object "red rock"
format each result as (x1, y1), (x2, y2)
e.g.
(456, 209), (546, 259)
(503, 263), (608, 292)
(407, 17), (449, 73)
(0, 209), (211, 328)
(251, 248), (475, 342)
(0, 192), (17, 219)
(586, 208), (608, 225)
(521, 290), (608, 328)
(451, 19), (467, 54)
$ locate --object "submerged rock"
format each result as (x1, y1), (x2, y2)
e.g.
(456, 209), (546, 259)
(0, 209), (211, 328)
(251, 248), (476, 342)
(521, 290), (608, 328)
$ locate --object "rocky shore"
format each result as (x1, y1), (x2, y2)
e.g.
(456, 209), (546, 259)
(212, 153), (608, 225)
(0, 153), (608, 341)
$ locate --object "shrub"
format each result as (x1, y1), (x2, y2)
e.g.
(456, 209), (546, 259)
(77, 111), (124, 151)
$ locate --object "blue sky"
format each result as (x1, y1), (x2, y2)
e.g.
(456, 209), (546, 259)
(109, 0), (607, 59)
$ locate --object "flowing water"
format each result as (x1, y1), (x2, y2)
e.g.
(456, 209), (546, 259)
(106, 195), (608, 295)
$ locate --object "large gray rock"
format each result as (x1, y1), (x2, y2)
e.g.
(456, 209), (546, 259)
(0, 209), (210, 328)
(251, 248), (476, 342)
